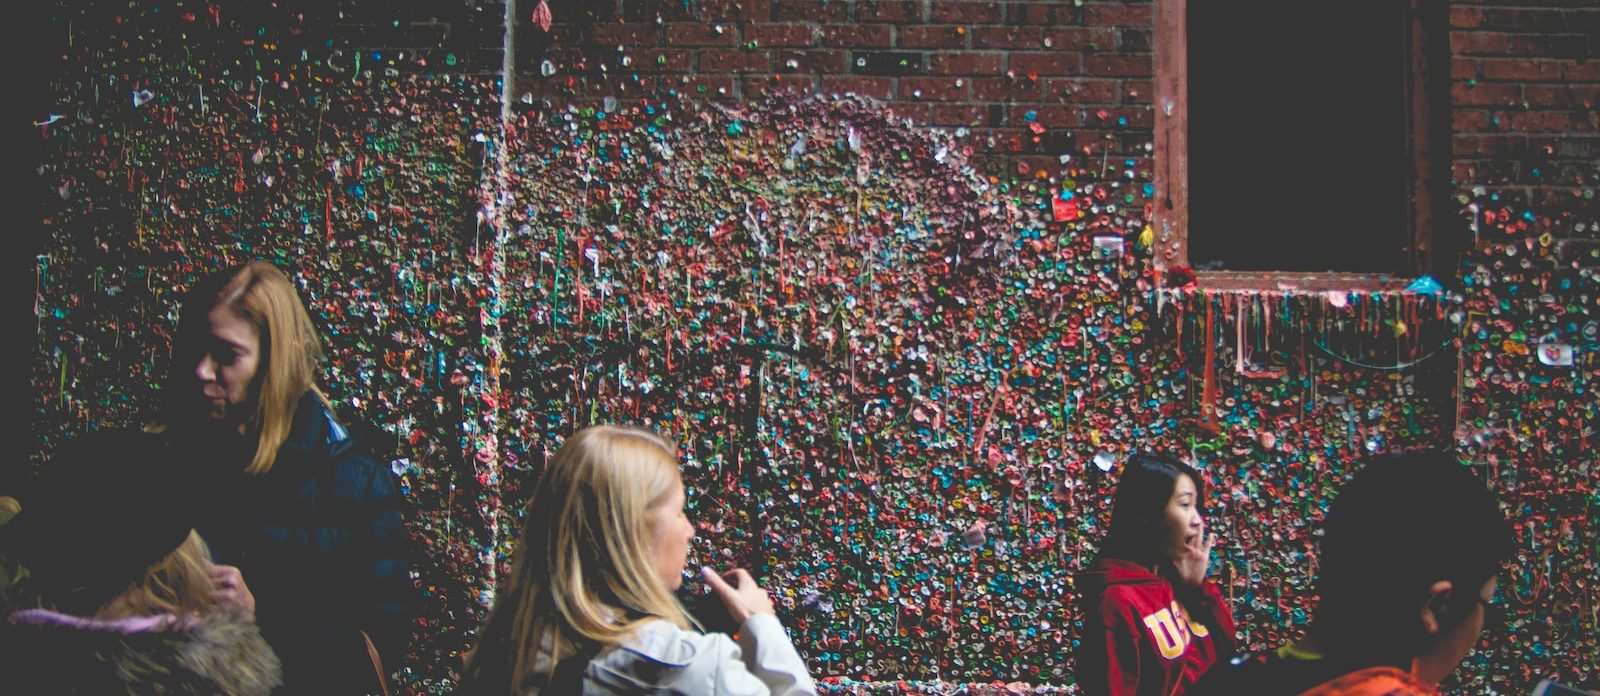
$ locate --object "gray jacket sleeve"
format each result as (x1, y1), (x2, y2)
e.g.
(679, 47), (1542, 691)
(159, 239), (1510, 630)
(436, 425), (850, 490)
(584, 615), (817, 695)
(726, 614), (816, 695)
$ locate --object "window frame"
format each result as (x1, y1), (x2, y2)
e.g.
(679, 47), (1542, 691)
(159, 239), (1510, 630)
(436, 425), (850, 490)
(1151, 0), (1452, 292)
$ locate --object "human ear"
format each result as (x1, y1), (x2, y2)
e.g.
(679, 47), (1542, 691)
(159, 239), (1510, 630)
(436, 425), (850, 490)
(1419, 579), (1454, 635)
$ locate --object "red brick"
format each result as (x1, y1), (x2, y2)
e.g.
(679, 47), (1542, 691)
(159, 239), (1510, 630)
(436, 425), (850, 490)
(820, 76), (895, 99)
(931, 103), (991, 126)
(1083, 2), (1152, 27)
(1118, 28), (1152, 52)
(1073, 128), (1126, 155)
(1011, 52), (1080, 77)
(1451, 58), (1481, 80)
(513, 76), (564, 99)
(1085, 54), (1151, 77)
(776, 49), (847, 73)
(898, 25), (968, 49)
(594, 23), (658, 46)
(699, 49), (774, 73)
(747, 23), (816, 48)
(1453, 160), (1522, 185)
(1084, 106), (1152, 129)
(1011, 3), (1080, 26)
(1452, 31), (1512, 55)
(1452, 109), (1493, 134)
(1504, 111), (1576, 132)
(1481, 8), (1572, 32)
(1478, 58), (1548, 81)
(1121, 80), (1152, 104)
(608, 77), (662, 95)
(1025, 154), (1068, 173)
(1532, 186), (1593, 209)
(698, 0), (772, 21)
(666, 23), (739, 46)
(857, 0), (923, 22)
(1575, 9), (1600, 33)
(1508, 34), (1590, 59)
(742, 74), (819, 98)
(670, 75), (738, 97)
(928, 52), (1006, 75)
(1451, 135), (1481, 157)
(772, 0), (848, 22)
(1533, 135), (1600, 161)
(1525, 84), (1600, 109)
(971, 26), (1044, 49)
(633, 49), (694, 73)
(1045, 79), (1119, 103)
(1546, 160), (1600, 184)
(975, 127), (1030, 152)
(1452, 134), (1527, 158)
(930, 2), (1004, 24)
(1449, 5), (1485, 29)
(541, 25), (585, 44)
(820, 24), (893, 47)
(901, 76), (972, 101)
(971, 76), (1045, 101)
(1451, 83), (1523, 106)
(1565, 62), (1600, 82)
(1042, 27), (1115, 51)
(1455, 32), (1589, 59)
(1009, 104), (1084, 128)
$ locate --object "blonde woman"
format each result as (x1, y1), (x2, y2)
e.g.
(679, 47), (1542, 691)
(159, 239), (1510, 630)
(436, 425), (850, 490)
(154, 261), (413, 693)
(0, 431), (281, 695)
(461, 425), (816, 695)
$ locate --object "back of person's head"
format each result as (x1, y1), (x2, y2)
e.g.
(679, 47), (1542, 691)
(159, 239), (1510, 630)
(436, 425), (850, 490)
(1, 431), (213, 618)
(463, 425), (694, 694)
(162, 261), (323, 474)
(1312, 451), (1512, 664)
(1099, 452), (1204, 568)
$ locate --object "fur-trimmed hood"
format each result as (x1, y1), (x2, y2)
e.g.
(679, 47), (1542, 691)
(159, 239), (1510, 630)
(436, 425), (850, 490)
(2, 608), (282, 695)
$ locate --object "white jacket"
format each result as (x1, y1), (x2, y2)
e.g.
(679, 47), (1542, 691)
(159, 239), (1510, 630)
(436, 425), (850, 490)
(567, 614), (817, 695)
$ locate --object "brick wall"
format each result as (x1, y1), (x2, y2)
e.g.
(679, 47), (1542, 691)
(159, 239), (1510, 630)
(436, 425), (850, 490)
(1448, 1), (1599, 211)
(165, 0), (1594, 205)
(503, 0), (1154, 176)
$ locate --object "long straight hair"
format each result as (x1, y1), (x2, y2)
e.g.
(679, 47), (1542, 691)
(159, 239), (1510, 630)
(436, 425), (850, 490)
(1096, 453), (1204, 569)
(463, 425), (696, 695)
(157, 261), (327, 475)
(39, 530), (215, 619)
(101, 530), (215, 618)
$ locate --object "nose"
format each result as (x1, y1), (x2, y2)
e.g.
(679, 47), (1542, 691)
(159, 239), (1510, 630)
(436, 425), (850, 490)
(195, 355), (217, 382)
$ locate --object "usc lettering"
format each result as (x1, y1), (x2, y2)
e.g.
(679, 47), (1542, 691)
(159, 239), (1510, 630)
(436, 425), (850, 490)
(1140, 601), (1211, 660)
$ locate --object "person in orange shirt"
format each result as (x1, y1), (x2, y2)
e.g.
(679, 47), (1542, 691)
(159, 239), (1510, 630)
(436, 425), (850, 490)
(1189, 452), (1513, 696)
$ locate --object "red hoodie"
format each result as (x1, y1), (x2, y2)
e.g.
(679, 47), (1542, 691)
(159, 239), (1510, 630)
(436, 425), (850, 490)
(1075, 558), (1237, 696)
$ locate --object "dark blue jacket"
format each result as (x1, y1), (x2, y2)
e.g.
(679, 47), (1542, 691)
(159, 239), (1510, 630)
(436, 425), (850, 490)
(191, 393), (414, 695)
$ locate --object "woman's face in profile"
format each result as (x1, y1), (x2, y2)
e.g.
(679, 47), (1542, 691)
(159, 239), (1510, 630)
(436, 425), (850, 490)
(648, 476), (695, 590)
(193, 303), (260, 423)
(1160, 474), (1203, 562)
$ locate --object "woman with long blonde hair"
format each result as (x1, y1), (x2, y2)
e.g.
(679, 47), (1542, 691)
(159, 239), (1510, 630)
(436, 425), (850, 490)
(462, 425), (816, 695)
(154, 260), (413, 693)
(0, 430), (281, 695)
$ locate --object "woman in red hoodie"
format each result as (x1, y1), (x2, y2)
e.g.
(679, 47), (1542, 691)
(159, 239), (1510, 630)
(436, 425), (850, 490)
(1074, 453), (1237, 696)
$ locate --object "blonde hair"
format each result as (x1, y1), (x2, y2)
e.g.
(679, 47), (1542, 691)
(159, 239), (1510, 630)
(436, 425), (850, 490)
(159, 261), (327, 475)
(464, 425), (695, 694)
(101, 530), (216, 618)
